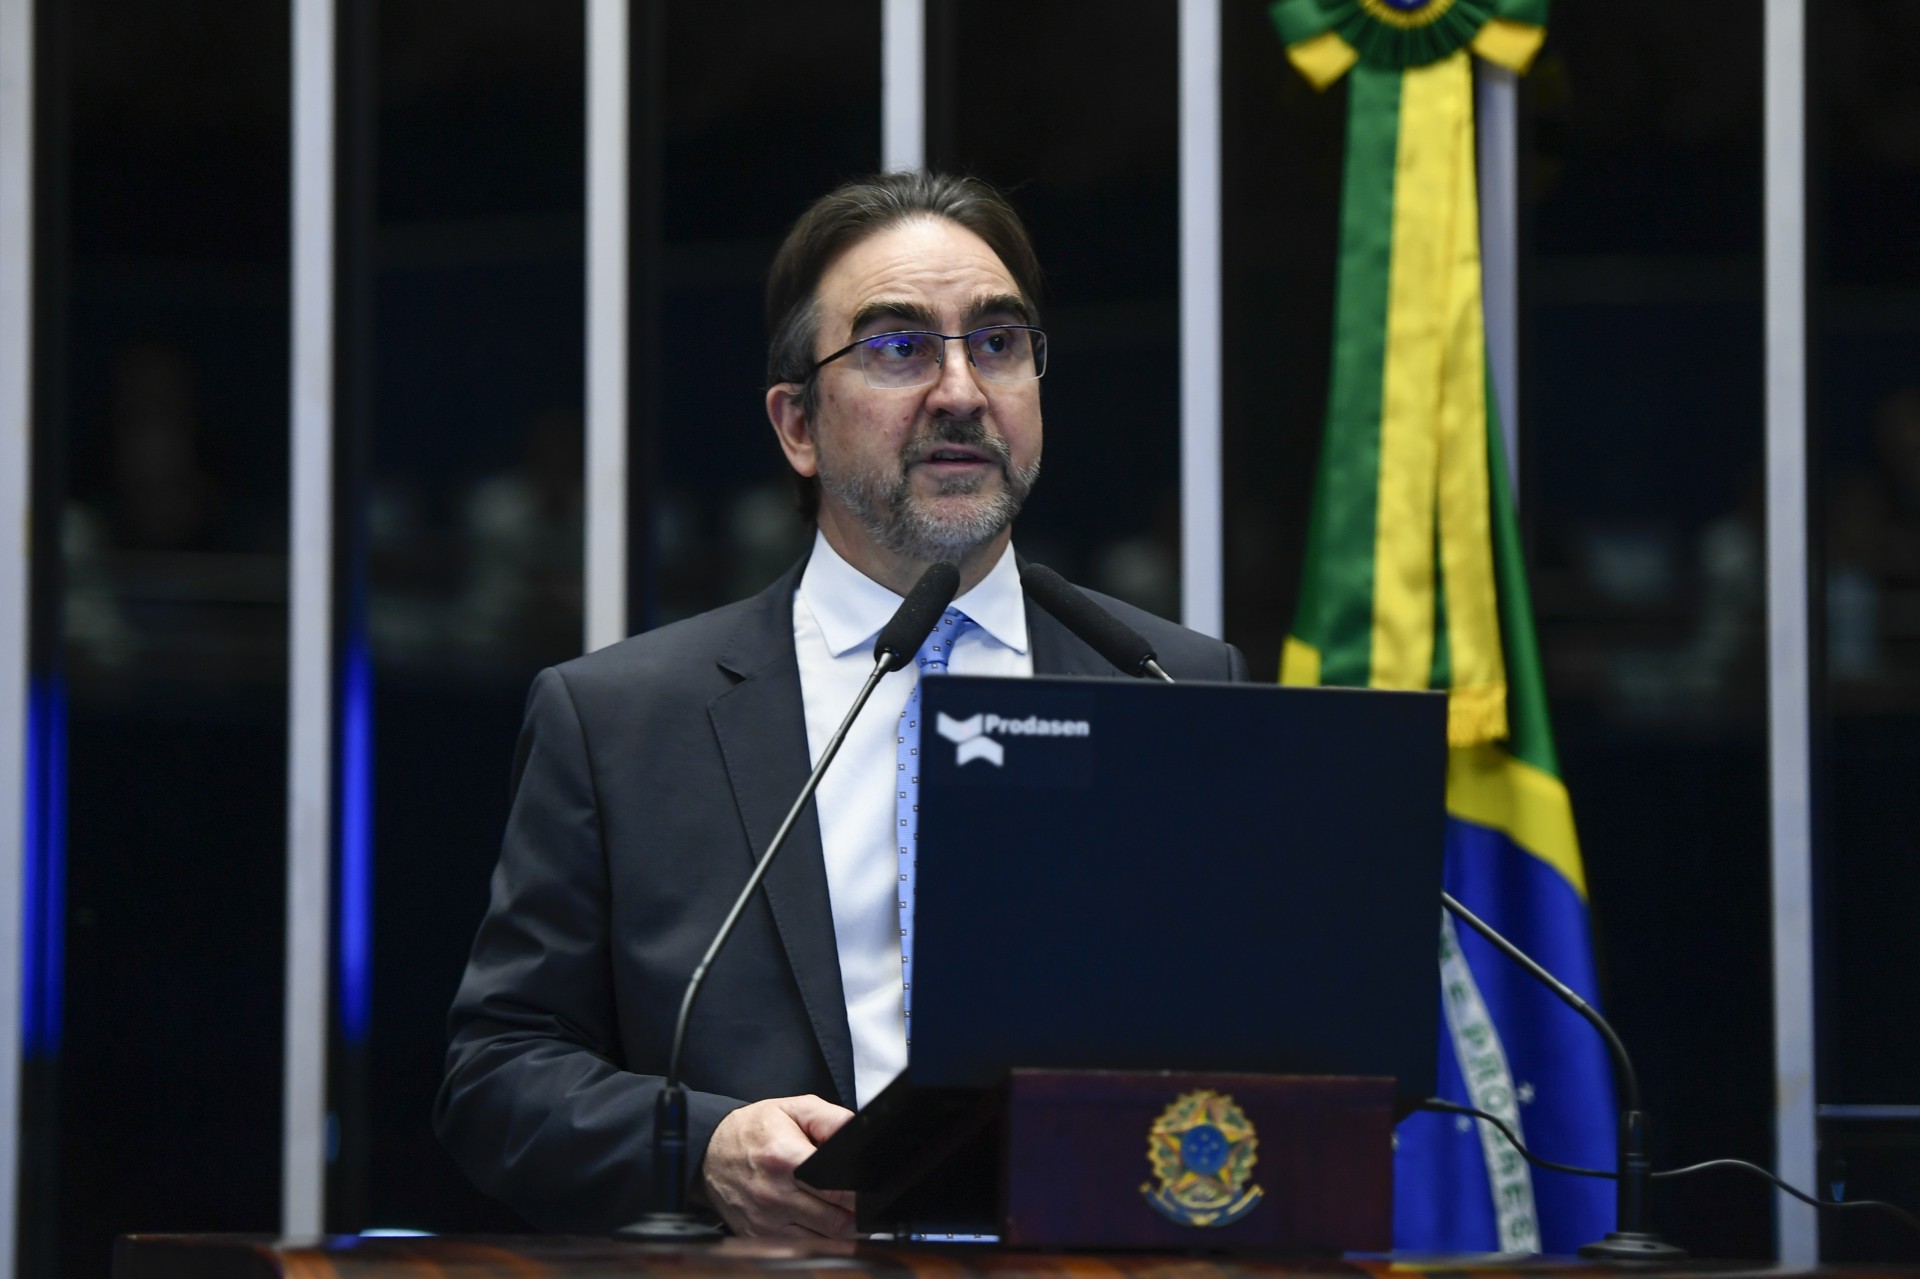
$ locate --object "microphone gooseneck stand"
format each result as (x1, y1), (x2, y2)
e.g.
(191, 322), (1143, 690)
(1440, 891), (1687, 1260)
(1019, 564), (1174, 683)
(616, 561), (962, 1241)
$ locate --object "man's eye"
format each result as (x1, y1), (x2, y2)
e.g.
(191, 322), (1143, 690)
(974, 328), (1013, 356)
(868, 334), (927, 361)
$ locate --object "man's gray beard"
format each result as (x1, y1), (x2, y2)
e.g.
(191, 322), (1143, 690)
(818, 420), (1041, 564)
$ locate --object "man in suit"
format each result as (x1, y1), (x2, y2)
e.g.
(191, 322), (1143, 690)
(436, 173), (1247, 1239)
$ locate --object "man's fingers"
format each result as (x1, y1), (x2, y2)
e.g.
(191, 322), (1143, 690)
(729, 1178), (853, 1239)
(779, 1093), (856, 1145)
(767, 1097), (856, 1213)
(781, 1191), (857, 1239)
(700, 1095), (859, 1239)
(804, 1186), (856, 1211)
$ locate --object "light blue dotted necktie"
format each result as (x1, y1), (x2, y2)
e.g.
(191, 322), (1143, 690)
(896, 607), (973, 1051)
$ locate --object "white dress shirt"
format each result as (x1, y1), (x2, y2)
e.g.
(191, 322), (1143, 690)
(792, 532), (1032, 1107)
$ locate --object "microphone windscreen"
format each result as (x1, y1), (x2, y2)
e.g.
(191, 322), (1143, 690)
(873, 561), (963, 672)
(1020, 564), (1158, 677)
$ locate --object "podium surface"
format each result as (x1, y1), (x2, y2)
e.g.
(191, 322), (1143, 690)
(114, 1235), (1920, 1279)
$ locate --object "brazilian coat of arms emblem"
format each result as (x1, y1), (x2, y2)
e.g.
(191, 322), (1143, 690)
(1140, 1089), (1265, 1227)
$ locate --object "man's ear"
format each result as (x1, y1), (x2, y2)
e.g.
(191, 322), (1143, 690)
(766, 383), (819, 478)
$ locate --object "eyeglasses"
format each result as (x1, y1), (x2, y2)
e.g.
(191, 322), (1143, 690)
(809, 325), (1049, 390)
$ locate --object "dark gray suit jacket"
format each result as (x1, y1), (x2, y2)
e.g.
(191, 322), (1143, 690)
(435, 558), (1248, 1231)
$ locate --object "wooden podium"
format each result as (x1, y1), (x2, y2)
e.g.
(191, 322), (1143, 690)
(112, 1235), (1920, 1279)
(803, 1069), (1396, 1251)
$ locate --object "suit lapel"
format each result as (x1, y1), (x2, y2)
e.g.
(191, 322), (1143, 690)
(1027, 594), (1122, 677)
(706, 563), (857, 1109)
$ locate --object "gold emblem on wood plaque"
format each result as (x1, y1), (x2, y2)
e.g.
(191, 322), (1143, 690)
(1140, 1089), (1264, 1227)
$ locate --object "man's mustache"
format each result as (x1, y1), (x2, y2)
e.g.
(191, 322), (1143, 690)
(899, 418), (1012, 471)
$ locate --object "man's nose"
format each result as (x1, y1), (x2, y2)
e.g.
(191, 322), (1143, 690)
(924, 336), (989, 416)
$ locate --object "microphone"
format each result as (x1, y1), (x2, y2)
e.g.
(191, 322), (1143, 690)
(875, 560), (962, 671)
(617, 560), (962, 1241)
(1439, 892), (1685, 1260)
(1020, 563), (1174, 682)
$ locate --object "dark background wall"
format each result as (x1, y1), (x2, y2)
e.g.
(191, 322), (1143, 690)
(21, 0), (1920, 1273)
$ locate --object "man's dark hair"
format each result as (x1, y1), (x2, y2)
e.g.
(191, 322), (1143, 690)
(765, 171), (1044, 521)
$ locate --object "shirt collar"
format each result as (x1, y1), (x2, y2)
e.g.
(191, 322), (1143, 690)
(799, 530), (1030, 658)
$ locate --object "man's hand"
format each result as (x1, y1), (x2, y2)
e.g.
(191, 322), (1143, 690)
(698, 1094), (857, 1238)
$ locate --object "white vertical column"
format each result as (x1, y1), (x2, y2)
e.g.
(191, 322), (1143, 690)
(1476, 64), (1520, 493)
(1764, 0), (1817, 1261)
(585, 0), (629, 654)
(285, 0), (334, 1236)
(882, 0), (924, 173)
(1178, 0), (1223, 639)
(0, 0), (34, 1273)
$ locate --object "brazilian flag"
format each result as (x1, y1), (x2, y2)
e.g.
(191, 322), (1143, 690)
(1271, 0), (1615, 1253)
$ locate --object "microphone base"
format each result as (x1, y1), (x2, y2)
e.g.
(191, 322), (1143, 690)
(1577, 1231), (1689, 1261)
(612, 1212), (726, 1243)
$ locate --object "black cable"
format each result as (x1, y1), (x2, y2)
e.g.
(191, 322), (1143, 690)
(1415, 1100), (1920, 1240)
(1653, 1158), (1920, 1237)
(1416, 1099), (1613, 1180)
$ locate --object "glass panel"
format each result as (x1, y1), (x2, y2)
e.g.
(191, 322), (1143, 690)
(1811, 0), (1920, 1262)
(929, 0), (1182, 618)
(46, 2), (291, 1272)
(1525, 4), (1771, 1257)
(359, 0), (586, 1231)
(651, 0), (880, 624)
(1220, 0), (1347, 680)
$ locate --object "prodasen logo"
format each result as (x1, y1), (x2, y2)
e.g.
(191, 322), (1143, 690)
(934, 710), (1092, 768)
(934, 713), (1002, 766)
